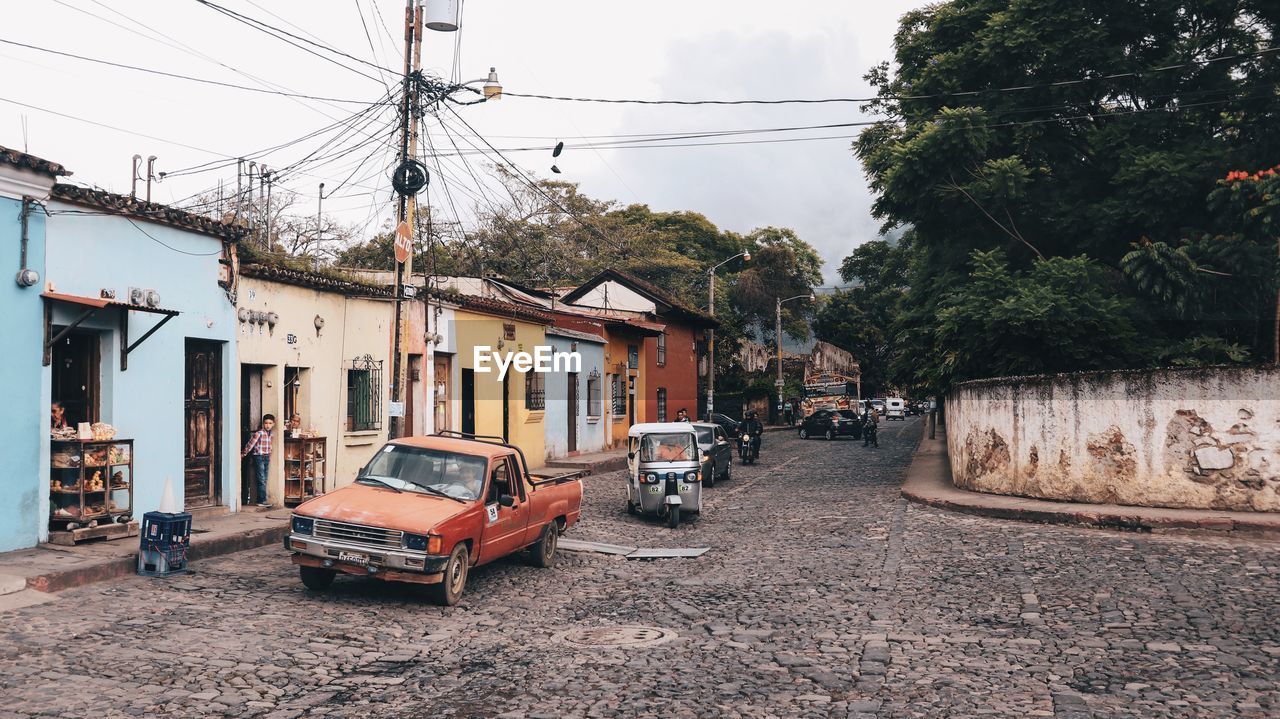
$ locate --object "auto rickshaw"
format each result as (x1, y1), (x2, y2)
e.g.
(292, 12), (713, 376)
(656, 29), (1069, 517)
(625, 422), (703, 529)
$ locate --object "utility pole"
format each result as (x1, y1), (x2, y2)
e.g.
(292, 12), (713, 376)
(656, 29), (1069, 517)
(775, 298), (782, 425)
(265, 168), (273, 250)
(706, 271), (715, 421)
(317, 182), (325, 243)
(390, 0), (424, 439)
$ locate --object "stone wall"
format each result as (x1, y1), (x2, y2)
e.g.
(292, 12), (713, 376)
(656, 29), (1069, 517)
(946, 366), (1280, 512)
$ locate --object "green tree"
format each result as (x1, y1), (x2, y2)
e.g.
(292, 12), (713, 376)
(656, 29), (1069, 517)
(857, 1), (1280, 386)
(731, 227), (823, 342)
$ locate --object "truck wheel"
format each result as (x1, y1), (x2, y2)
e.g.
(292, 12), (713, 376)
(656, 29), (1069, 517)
(529, 522), (559, 568)
(425, 543), (469, 606)
(667, 505), (681, 529)
(299, 566), (335, 591)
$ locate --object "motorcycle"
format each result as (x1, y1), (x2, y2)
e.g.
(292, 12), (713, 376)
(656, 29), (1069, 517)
(862, 419), (879, 448)
(738, 432), (760, 464)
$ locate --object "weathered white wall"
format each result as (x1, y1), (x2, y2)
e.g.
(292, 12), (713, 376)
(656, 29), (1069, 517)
(947, 366), (1280, 512)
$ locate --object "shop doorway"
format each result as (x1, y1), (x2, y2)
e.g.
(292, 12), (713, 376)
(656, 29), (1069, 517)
(51, 329), (100, 427)
(240, 364), (265, 506)
(406, 354), (422, 436)
(433, 355), (452, 433)
(184, 340), (222, 508)
(567, 372), (578, 453)
(461, 368), (475, 436)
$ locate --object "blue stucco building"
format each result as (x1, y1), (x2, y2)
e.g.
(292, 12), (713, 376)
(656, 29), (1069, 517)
(0, 149), (60, 552)
(1, 147), (244, 551)
(543, 327), (607, 460)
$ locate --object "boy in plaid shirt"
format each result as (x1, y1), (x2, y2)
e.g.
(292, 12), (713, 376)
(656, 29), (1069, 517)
(242, 414), (275, 507)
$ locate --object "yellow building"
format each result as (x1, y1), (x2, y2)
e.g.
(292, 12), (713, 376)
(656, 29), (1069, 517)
(447, 295), (551, 465)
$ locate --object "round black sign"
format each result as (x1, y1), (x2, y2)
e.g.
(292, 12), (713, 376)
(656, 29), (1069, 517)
(391, 160), (430, 196)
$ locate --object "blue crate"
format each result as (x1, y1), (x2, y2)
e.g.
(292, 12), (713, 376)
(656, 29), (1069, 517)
(138, 511), (192, 577)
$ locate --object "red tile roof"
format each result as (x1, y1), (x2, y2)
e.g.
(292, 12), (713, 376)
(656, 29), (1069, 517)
(51, 184), (245, 241)
(0, 146), (68, 178)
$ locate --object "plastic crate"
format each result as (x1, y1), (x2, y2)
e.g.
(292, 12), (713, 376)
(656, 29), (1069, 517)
(138, 511), (192, 577)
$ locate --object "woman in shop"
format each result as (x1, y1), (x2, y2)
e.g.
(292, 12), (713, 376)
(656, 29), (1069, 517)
(51, 401), (70, 430)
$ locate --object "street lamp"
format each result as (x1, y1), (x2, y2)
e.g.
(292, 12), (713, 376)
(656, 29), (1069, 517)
(775, 291), (815, 424)
(705, 248), (751, 420)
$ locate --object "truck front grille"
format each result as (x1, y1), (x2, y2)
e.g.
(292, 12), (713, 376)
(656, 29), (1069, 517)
(313, 519), (404, 550)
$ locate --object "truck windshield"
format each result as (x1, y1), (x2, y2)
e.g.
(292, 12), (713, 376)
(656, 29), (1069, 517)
(359, 445), (487, 500)
(640, 433), (696, 462)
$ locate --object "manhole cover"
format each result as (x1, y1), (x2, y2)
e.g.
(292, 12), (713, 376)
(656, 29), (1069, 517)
(554, 625), (677, 648)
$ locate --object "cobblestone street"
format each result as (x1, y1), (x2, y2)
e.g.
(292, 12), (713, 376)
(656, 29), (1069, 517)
(3, 417), (1278, 718)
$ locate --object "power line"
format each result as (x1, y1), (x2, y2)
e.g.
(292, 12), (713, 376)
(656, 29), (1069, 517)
(443, 107), (626, 253)
(501, 45), (1279, 106)
(67, 0), (359, 123)
(194, 0), (392, 84)
(0, 37), (387, 105)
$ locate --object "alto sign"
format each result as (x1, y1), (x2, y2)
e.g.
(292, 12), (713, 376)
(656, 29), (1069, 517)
(474, 346), (581, 381)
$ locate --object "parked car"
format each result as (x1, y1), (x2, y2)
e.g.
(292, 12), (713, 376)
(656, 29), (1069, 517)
(286, 433), (585, 606)
(708, 412), (741, 439)
(798, 409), (862, 440)
(691, 422), (733, 487)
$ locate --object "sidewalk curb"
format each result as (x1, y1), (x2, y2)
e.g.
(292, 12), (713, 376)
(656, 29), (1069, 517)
(902, 429), (1280, 539)
(545, 455), (628, 474)
(25, 523), (289, 594)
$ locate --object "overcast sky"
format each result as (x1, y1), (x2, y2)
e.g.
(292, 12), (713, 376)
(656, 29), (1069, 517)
(4, 1), (924, 282)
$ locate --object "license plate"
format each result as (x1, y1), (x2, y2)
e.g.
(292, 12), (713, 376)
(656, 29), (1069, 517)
(337, 551), (368, 566)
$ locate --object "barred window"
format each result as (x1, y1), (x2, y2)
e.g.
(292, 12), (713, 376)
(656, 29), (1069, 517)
(657, 388), (667, 422)
(587, 371), (602, 417)
(611, 376), (626, 417)
(656, 333), (666, 366)
(525, 370), (545, 411)
(346, 356), (382, 431)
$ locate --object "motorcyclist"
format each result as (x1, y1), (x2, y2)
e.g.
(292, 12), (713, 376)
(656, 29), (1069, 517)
(863, 407), (880, 447)
(737, 411), (764, 459)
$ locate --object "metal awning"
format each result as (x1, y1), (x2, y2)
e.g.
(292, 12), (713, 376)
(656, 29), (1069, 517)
(42, 291), (180, 371)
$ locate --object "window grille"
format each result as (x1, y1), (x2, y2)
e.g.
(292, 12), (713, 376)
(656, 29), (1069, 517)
(611, 376), (626, 416)
(525, 370), (545, 411)
(656, 333), (666, 366)
(657, 388), (667, 422)
(587, 370), (602, 417)
(346, 356), (382, 431)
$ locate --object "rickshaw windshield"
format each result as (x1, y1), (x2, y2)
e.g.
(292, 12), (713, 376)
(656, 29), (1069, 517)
(640, 433), (697, 462)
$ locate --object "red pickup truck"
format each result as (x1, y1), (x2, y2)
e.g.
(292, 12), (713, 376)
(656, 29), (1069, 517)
(286, 433), (585, 605)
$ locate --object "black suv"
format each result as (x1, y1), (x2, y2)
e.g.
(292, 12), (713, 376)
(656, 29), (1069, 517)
(798, 409), (862, 440)
(708, 412), (741, 439)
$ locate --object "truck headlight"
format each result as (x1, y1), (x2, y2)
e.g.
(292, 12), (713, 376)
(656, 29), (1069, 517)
(291, 515), (314, 535)
(403, 533), (430, 551)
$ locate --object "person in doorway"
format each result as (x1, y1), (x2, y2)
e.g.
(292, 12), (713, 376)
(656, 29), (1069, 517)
(674, 408), (690, 422)
(51, 401), (69, 430)
(242, 414), (275, 508)
(287, 413), (303, 437)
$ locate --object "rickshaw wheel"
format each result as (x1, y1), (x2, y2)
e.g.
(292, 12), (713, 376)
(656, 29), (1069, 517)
(626, 500), (637, 515)
(667, 505), (681, 529)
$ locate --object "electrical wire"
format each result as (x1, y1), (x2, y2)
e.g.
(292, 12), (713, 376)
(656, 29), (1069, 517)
(443, 107), (626, 253)
(501, 45), (1279, 106)
(68, 0), (360, 123)
(194, 0), (393, 84)
(0, 37), (384, 105)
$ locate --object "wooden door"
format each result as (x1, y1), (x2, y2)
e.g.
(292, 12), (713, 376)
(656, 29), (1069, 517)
(51, 329), (99, 426)
(433, 356), (451, 433)
(185, 340), (222, 508)
(406, 354), (421, 437)
(567, 372), (578, 453)
(461, 368), (475, 436)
